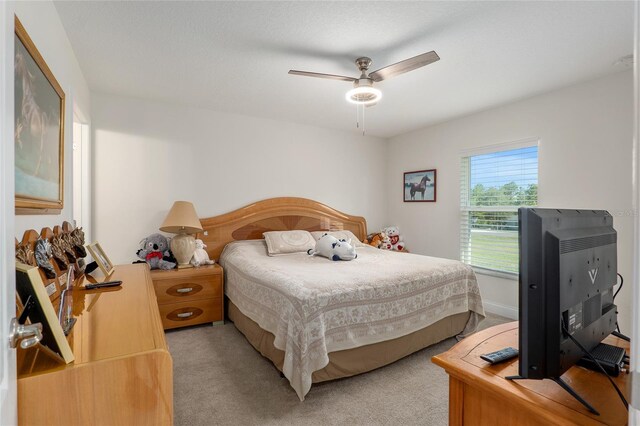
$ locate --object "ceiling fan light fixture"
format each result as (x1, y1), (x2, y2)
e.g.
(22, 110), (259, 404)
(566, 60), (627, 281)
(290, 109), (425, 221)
(290, 50), (439, 108)
(345, 86), (382, 105)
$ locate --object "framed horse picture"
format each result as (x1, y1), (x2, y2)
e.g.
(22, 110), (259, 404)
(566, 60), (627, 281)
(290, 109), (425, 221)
(404, 169), (436, 202)
(14, 16), (65, 214)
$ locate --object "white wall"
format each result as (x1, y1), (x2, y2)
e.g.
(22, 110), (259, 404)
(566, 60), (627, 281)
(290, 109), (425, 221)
(93, 72), (634, 331)
(91, 93), (387, 264)
(13, 1), (91, 236)
(387, 71), (634, 332)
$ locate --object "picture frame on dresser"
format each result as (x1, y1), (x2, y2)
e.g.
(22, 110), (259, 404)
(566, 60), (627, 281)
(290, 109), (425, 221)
(86, 242), (114, 276)
(404, 169), (437, 202)
(15, 263), (74, 363)
(14, 16), (65, 214)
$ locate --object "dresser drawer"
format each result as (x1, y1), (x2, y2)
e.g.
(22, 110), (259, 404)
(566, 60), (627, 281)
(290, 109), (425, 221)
(158, 298), (222, 329)
(154, 274), (222, 304)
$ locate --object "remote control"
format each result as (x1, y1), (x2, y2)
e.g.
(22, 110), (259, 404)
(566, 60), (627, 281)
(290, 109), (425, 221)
(481, 347), (519, 364)
(83, 280), (122, 290)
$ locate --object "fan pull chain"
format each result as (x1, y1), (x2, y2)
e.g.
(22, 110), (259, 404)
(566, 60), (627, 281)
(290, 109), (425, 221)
(362, 104), (365, 136)
(354, 105), (366, 136)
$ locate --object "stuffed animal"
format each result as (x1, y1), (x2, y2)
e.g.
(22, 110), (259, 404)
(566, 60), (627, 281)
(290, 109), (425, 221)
(379, 232), (392, 250)
(383, 226), (404, 251)
(136, 233), (176, 270)
(365, 232), (381, 248)
(190, 239), (215, 267)
(307, 234), (357, 261)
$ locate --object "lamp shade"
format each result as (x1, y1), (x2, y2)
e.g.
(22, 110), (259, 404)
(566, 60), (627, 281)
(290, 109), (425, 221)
(159, 201), (203, 234)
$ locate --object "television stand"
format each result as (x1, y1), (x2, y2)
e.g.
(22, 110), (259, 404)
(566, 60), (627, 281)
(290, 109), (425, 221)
(505, 375), (599, 415)
(612, 330), (630, 341)
(432, 322), (629, 425)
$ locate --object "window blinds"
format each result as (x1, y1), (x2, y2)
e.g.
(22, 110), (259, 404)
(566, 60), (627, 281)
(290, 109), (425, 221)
(460, 144), (538, 275)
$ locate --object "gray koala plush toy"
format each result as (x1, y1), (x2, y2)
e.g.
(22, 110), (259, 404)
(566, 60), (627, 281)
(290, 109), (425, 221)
(136, 233), (177, 270)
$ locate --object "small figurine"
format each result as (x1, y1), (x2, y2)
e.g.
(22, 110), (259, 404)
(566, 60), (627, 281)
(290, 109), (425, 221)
(35, 238), (56, 279)
(71, 227), (87, 258)
(15, 243), (36, 266)
(60, 232), (77, 263)
(50, 234), (70, 270)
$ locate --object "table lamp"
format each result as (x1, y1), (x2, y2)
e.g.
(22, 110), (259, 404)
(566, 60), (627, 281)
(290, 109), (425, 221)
(160, 201), (203, 268)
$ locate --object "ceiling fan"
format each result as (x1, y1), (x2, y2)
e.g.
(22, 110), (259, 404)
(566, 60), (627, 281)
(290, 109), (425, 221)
(288, 51), (440, 106)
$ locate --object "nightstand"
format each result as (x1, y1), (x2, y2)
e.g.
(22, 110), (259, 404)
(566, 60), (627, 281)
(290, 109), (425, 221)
(150, 264), (224, 330)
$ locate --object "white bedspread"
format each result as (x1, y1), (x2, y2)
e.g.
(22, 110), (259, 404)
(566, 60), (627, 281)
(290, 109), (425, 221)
(220, 240), (484, 400)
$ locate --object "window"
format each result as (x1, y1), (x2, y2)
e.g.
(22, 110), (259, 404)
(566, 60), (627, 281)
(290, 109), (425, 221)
(460, 142), (538, 276)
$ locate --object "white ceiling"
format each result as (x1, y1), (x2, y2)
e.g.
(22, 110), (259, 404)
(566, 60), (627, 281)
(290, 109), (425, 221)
(54, 1), (633, 138)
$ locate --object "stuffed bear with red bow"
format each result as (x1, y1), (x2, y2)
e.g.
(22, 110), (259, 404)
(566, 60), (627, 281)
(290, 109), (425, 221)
(136, 233), (176, 270)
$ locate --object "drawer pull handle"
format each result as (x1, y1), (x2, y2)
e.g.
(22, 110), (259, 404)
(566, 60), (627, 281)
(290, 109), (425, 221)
(176, 287), (193, 294)
(177, 312), (194, 318)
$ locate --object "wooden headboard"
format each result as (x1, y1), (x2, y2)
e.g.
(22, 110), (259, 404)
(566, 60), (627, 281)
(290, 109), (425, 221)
(198, 197), (367, 260)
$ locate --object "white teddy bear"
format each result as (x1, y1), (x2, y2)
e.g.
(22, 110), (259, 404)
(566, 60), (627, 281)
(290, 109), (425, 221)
(190, 239), (215, 267)
(383, 226), (404, 251)
(307, 234), (357, 261)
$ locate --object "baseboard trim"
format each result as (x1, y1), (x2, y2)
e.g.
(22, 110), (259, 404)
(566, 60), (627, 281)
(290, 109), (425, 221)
(630, 406), (639, 425)
(483, 300), (518, 320)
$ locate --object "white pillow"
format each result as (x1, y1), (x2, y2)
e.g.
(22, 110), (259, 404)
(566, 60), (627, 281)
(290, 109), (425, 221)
(310, 230), (366, 247)
(263, 230), (316, 256)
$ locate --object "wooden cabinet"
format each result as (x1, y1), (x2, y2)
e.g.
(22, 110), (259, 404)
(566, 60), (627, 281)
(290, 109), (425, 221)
(17, 264), (173, 426)
(150, 264), (224, 329)
(432, 322), (630, 426)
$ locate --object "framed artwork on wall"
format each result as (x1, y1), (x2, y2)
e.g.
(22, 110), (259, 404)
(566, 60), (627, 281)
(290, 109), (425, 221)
(404, 169), (437, 202)
(87, 242), (115, 277)
(14, 16), (65, 214)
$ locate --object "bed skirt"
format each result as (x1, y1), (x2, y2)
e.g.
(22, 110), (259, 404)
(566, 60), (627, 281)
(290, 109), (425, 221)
(227, 299), (471, 384)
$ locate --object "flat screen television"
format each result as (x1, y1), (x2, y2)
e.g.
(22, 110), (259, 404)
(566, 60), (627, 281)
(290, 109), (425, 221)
(513, 208), (618, 412)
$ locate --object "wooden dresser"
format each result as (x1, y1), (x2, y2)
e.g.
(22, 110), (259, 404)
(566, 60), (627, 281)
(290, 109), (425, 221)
(17, 264), (173, 426)
(150, 264), (224, 330)
(432, 322), (629, 426)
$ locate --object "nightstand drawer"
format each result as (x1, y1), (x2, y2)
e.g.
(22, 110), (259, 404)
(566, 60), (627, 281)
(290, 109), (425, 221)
(150, 264), (224, 330)
(158, 298), (222, 329)
(154, 274), (222, 304)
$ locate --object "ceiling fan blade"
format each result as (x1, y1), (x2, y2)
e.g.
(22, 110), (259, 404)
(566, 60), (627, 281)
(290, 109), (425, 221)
(369, 51), (440, 82)
(288, 70), (356, 82)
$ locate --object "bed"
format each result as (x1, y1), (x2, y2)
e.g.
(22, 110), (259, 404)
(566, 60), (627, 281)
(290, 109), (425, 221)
(199, 197), (484, 400)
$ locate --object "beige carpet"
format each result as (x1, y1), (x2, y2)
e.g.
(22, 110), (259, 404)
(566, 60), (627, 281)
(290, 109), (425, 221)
(166, 313), (510, 426)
